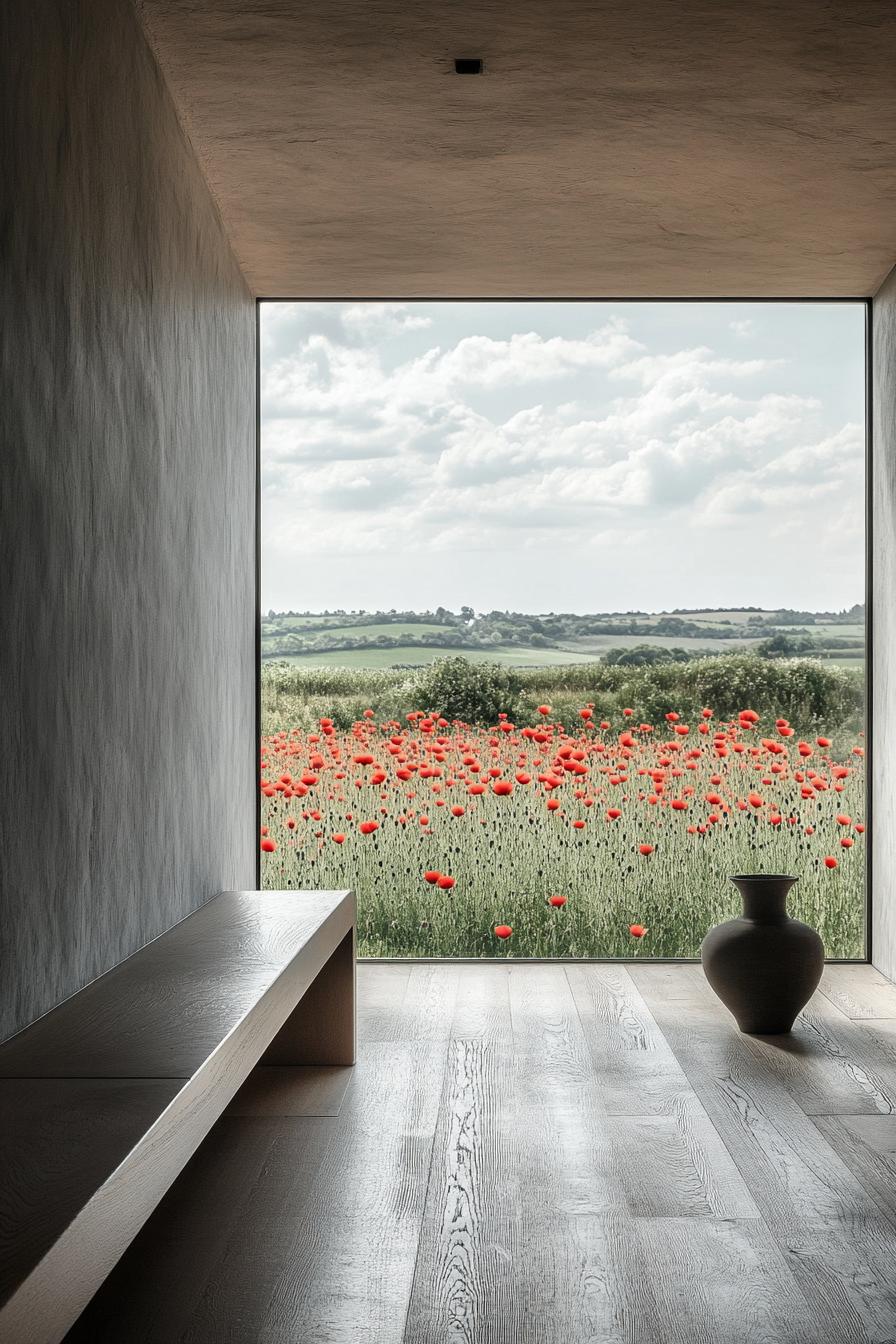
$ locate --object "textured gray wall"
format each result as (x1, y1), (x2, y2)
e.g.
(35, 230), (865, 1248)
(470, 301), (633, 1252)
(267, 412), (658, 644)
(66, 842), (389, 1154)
(0, 0), (256, 1040)
(873, 267), (896, 981)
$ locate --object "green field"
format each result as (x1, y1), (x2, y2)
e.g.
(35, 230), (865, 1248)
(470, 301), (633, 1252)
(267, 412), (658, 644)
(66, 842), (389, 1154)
(271, 644), (605, 669)
(277, 621), (450, 641)
(261, 607), (865, 669)
(558, 632), (754, 655)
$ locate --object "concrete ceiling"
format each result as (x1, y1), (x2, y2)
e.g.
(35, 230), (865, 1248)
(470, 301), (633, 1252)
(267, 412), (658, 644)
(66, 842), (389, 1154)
(138, 1), (896, 298)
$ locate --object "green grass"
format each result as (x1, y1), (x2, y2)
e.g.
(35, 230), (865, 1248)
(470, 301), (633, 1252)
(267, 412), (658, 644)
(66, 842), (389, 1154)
(264, 645), (605, 669)
(559, 633), (757, 654)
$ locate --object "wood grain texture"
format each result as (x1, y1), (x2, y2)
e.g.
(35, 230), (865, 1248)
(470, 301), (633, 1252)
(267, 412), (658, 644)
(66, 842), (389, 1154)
(64, 965), (896, 1344)
(137, 0), (896, 297)
(760, 995), (896, 1115)
(636, 984), (883, 1227)
(813, 1113), (896, 1227)
(573, 1215), (819, 1344)
(0, 0), (255, 1044)
(450, 962), (512, 1043)
(403, 1037), (516, 1343)
(871, 265), (896, 983)
(566, 962), (694, 1114)
(356, 963), (412, 1044)
(821, 965), (896, 1020)
(360, 963), (460, 1043)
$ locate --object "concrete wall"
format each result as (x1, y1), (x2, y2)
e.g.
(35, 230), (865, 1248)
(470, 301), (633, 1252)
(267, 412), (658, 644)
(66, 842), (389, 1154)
(0, 0), (256, 1039)
(872, 266), (896, 980)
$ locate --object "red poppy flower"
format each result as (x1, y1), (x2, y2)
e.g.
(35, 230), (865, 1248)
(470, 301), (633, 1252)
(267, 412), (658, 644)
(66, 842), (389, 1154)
(537, 705), (551, 716)
(451, 805), (465, 817)
(840, 837), (854, 849)
(638, 844), (654, 856)
(607, 807), (622, 820)
(547, 799), (561, 812)
(492, 780), (514, 796)
(261, 837), (276, 852)
(572, 819), (586, 829)
(437, 875), (456, 889)
(817, 737), (831, 748)
(549, 895), (567, 908)
(424, 870), (441, 884)
(332, 833), (346, 844)
(629, 924), (647, 938)
(824, 856), (838, 869)
(359, 821), (379, 835)
(286, 819), (296, 831)
(494, 924), (513, 939)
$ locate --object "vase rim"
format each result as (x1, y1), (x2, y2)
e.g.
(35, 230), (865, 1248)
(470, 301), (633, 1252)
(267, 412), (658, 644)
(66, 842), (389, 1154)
(730, 873), (798, 883)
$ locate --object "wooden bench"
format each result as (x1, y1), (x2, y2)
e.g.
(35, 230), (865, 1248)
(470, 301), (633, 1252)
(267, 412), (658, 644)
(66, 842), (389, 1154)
(0, 888), (355, 1344)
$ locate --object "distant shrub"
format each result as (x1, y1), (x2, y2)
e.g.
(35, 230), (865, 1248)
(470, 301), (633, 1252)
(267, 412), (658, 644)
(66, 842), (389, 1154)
(603, 644), (698, 667)
(408, 657), (522, 724)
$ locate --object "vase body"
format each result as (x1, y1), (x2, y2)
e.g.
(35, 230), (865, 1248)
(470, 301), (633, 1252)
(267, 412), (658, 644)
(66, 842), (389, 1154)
(700, 875), (824, 1034)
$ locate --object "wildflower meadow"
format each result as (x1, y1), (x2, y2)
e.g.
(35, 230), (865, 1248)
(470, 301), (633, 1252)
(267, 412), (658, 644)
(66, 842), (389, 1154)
(260, 666), (866, 959)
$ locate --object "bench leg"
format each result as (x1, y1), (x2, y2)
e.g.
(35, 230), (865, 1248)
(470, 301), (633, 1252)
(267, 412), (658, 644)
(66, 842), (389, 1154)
(262, 927), (356, 1066)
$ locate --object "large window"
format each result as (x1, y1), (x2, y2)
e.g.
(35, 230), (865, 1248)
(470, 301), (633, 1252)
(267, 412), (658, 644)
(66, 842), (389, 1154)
(260, 301), (866, 959)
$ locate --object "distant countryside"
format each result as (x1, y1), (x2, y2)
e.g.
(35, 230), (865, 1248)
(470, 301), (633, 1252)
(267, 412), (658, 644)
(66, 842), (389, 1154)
(260, 606), (866, 962)
(261, 604), (866, 670)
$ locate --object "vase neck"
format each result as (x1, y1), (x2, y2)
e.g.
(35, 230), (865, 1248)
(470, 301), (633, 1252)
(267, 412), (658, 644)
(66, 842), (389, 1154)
(731, 877), (796, 923)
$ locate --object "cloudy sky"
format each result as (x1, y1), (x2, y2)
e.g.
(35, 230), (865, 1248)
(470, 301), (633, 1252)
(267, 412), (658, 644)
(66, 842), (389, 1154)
(261, 301), (865, 614)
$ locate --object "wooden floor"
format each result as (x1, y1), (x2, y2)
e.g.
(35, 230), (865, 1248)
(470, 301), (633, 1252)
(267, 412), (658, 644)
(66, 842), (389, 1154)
(66, 963), (896, 1344)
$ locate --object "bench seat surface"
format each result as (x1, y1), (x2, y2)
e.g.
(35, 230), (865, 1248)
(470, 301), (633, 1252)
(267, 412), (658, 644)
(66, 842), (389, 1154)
(0, 889), (353, 1339)
(0, 890), (351, 1077)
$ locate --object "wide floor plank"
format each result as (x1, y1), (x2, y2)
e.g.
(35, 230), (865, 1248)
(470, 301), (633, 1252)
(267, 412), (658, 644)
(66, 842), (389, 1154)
(566, 963), (698, 1114)
(819, 965), (896, 1020)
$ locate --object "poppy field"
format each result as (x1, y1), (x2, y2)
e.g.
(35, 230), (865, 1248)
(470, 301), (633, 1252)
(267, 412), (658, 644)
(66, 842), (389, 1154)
(260, 700), (866, 959)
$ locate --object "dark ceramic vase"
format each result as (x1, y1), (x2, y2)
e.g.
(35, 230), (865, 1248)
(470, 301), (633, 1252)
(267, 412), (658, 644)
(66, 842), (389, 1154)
(700, 875), (824, 1034)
